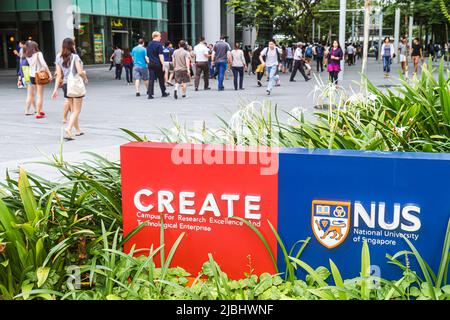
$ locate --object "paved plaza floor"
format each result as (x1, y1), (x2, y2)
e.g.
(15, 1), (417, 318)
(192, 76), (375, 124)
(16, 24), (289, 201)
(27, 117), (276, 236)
(0, 58), (410, 178)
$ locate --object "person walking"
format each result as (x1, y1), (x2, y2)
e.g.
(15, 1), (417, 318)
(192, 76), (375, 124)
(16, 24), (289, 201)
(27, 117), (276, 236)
(230, 42), (247, 90)
(315, 42), (325, 72)
(212, 35), (232, 91)
(193, 36), (211, 91)
(381, 37), (395, 78)
(51, 38), (88, 141)
(374, 43), (379, 61)
(327, 40), (343, 85)
(347, 43), (355, 66)
(207, 43), (215, 79)
(280, 45), (288, 73)
(244, 46), (252, 75)
(25, 40), (52, 119)
(305, 43), (314, 67)
(411, 38), (423, 75)
(399, 37), (409, 79)
(19, 50), (34, 114)
(286, 43), (294, 73)
(163, 41), (175, 86)
(260, 40), (283, 96)
(123, 49), (133, 85)
(289, 42), (311, 82)
(108, 46), (116, 71)
(146, 31), (170, 99)
(253, 44), (265, 87)
(172, 40), (191, 100)
(111, 46), (123, 80)
(131, 38), (150, 97)
(13, 41), (26, 89)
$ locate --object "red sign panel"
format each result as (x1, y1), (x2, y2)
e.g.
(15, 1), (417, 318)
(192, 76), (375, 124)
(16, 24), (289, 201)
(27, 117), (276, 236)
(121, 142), (278, 279)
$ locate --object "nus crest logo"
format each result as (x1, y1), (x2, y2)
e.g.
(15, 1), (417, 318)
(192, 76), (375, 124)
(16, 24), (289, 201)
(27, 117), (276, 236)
(312, 200), (351, 249)
(312, 200), (422, 249)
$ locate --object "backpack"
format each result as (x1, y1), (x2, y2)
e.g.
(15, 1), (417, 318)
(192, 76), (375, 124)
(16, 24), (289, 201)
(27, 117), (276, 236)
(305, 46), (313, 57)
(262, 47), (281, 64)
(316, 46), (324, 58)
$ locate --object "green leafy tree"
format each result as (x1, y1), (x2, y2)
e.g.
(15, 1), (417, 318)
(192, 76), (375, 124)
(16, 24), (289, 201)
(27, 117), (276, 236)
(227, 0), (276, 43)
(382, 0), (449, 43)
(272, 0), (323, 41)
(439, 0), (450, 23)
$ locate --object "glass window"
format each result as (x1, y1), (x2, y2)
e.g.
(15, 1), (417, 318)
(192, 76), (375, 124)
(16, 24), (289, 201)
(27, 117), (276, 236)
(75, 16), (94, 64)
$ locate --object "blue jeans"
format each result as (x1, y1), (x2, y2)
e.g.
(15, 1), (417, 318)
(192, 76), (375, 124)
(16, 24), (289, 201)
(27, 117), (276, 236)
(232, 66), (244, 90)
(216, 61), (227, 90)
(383, 56), (391, 73)
(267, 65), (280, 92)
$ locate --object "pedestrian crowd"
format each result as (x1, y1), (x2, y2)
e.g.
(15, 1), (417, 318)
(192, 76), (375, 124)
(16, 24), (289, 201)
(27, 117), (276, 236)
(13, 31), (444, 142)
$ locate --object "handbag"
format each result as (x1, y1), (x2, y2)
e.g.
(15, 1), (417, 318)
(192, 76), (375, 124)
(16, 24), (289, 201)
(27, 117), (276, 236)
(67, 55), (86, 98)
(35, 53), (51, 85)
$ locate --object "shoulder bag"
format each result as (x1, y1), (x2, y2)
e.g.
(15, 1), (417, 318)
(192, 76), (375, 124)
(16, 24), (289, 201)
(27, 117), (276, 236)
(67, 55), (86, 98)
(35, 52), (51, 86)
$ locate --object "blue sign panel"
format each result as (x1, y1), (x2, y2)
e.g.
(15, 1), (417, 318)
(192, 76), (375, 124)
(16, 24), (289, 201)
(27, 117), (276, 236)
(277, 149), (450, 280)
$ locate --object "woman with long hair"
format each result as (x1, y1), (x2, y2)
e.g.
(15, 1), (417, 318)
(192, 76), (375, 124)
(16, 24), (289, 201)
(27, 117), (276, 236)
(381, 37), (395, 78)
(410, 37), (423, 75)
(230, 42), (247, 90)
(51, 38), (88, 141)
(24, 41), (52, 119)
(327, 40), (343, 85)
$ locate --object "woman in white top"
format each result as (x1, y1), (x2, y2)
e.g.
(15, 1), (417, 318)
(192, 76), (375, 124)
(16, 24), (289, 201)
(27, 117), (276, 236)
(381, 37), (395, 78)
(230, 43), (247, 90)
(52, 38), (88, 141)
(24, 41), (52, 119)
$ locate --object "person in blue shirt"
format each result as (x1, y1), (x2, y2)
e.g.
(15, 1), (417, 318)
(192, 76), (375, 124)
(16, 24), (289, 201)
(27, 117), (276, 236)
(162, 41), (175, 86)
(131, 39), (150, 97)
(146, 31), (170, 99)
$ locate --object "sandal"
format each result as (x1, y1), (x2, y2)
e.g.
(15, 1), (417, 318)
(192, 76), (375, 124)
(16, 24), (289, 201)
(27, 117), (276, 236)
(64, 129), (74, 141)
(75, 132), (85, 137)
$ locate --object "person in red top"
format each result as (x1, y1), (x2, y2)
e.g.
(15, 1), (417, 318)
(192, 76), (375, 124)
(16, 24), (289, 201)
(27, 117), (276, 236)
(123, 49), (133, 85)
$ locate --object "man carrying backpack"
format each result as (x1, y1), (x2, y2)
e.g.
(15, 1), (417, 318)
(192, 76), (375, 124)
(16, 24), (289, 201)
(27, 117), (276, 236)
(259, 39), (283, 96)
(314, 42), (325, 72)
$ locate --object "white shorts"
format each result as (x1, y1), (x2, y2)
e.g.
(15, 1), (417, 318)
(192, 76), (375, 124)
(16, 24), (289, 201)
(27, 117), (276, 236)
(400, 54), (407, 63)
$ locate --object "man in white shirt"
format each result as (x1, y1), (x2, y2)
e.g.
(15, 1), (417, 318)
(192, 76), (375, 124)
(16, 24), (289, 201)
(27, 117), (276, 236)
(260, 39), (283, 95)
(347, 43), (355, 66)
(290, 43), (311, 82)
(193, 36), (211, 91)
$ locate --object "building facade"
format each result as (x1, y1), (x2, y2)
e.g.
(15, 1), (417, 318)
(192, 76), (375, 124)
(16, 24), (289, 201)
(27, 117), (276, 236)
(0, 0), (168, 68)
(0, 0), (254, 69)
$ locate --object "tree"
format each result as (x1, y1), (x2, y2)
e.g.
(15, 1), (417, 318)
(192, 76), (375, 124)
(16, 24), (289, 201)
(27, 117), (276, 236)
(227, 0), (276, 44)
(439, 0), (450, 23)
(272, 0), (323, 41)
(382, 0), (449, 43)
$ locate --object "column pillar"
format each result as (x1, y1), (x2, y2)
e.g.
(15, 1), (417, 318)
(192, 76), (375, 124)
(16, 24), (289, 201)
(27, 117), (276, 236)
(51, 0), (75, 56)
(312, 18), (315, 41)
(394, 8), (401, 63)
(182, 0), (188, 41)
(408, 15), (414, 49)
(203, 0), (221, 43)
(339, 0), (347, 80)
(191, 0), (196, 44)
(378, 12), (383, 61)
(227, 7), (235, 45)
(242, 26), (256, 48)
